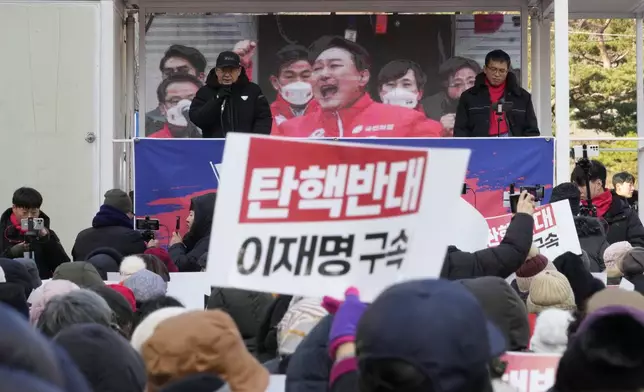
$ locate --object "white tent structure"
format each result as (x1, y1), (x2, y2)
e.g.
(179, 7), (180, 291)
(124, 0), (644, 209)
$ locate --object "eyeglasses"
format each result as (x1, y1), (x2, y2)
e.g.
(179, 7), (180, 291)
(486, 66), (508, 76)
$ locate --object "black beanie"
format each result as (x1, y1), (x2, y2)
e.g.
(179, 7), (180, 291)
(550, 182), (581, 216)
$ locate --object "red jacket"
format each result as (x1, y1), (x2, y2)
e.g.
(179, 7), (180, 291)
(270, 96), (321, 135)
(276, 94), (443, 138)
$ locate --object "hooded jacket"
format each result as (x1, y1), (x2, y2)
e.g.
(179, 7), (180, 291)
(0, 209), (69, 279)
(454, 72), (539, 137)
(72, 205), (146, 261)
(206, 287), (274, 356)
(441, 213), (534, 280)
(169, 193), (217, 271)
(460, 277), (530, 351)
(189, 68), (272, 138)
(277, 93), (443, 138)
(574, 216), (609, 272)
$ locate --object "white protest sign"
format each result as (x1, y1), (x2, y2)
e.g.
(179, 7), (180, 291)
(619, 277), (635, 291)
(107, 272), (121, 282)
(592, 272), (607, 285)
(266, 375), (286, 392)
(206, 134), (470, 302)
(449, 198), (489, 252)
(486, 200), (581, 261)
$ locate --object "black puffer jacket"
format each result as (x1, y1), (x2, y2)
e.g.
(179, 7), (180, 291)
(441, 213), (534, 280)
(169, 193), (216, 271)
(256, 294), (293, 363)
(602, 191), (644, 247)
(574, 216), (609, 272)
(189, 68), (272, 138)
(206, 287), (274, 356)
(286, 315), (333, 392)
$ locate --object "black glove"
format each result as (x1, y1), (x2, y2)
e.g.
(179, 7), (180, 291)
(9, 242), (29, 258)
(217, 87), (232, 100)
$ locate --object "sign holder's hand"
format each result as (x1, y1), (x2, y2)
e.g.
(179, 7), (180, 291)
(328, 287), (368, 360)
(516, 191), (536, 216)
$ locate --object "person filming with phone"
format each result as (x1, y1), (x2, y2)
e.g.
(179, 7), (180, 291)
(453, 50), (539, 138)
(0, 187), (69, 279)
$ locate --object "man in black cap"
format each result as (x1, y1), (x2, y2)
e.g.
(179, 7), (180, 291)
(189, 51), (272, 138)
(72, 189), (147, 261)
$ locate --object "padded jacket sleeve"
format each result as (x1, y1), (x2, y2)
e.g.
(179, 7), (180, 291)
(440, 213), (534, 280)
(453, 93), (471, 137)
(252, 91), (273, 135)
(626, 210), (644, 247)
(168, 237), (209, 272)
(189, 86), (222, 130)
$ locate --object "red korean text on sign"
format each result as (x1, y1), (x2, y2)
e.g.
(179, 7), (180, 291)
(533, 204), (557, 235)
(239, 138), (427, 223)
(501, 352), (561, 392)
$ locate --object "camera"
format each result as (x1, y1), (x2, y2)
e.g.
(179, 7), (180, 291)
(504, 183), (544, 213)
(135, 216), (160, 242)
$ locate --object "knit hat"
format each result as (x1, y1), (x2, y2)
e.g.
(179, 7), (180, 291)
(604, 241), (633, 270)
(0, 282), (29, 319)
(526, 270), (576, 314)
(131, 307), (189, 353)
(586, 287), (644, 313)
(28, 279), (80, 325)
(549, 182), (581, 216)
(107, 284), (137, 311)
(52, 262), (105, 288)
(104, 189), (133, 215)
(277, 298), (328, 356)
(515, 248), (554, 292)
(123, 269), (167, 302)
(120, 256), (146, 279)
(618, 247), (644, 277)
(529, 308), (573, 353)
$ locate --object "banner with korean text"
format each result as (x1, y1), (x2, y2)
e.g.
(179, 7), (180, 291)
(133, 137), (554, 246)
(486, 200), (581, 260)
(205, 134), (470, 301)
(501, 352), (561, 392)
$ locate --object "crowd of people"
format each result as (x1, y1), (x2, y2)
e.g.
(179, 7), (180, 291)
(1, 156), (644, 391)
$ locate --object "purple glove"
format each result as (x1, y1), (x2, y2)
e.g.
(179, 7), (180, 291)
(328, 287), (368, 360)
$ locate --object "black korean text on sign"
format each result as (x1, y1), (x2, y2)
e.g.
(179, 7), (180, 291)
(237, 235), (353, 277)
(534, 233), (560, 249)
(360, 229), (409, 274)
(239, 138), (427, 223)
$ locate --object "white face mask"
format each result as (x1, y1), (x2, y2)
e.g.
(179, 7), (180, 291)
(280, 81), (313, 106)
(382, 88), (418, 109)
(166, 99), (192, 127)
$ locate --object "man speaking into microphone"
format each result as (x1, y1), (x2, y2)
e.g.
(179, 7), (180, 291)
(453, 50), (539, 137)
(190, 51), (272, 138)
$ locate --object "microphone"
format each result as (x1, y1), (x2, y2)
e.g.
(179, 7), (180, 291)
(496, 98), (504, 115)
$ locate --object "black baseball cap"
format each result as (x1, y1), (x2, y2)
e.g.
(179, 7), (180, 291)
(216, 51), (241, 68)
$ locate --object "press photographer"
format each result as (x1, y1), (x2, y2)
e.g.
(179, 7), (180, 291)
(0, 187), (69, 279)
(571, 159), (644, 247)
(72, 189), (148, 261)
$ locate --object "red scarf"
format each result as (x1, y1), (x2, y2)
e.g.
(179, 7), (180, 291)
(582, 190), (613, 218)
(486, 79), (508, 136)
(9, 213), (27, 234)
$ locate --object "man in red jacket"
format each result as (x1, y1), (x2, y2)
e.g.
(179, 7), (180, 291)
(276, 36), (442, 138)
(269, 45), (320, 134)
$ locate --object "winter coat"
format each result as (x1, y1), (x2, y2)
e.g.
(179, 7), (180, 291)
(206, 287), (274, 356)
(189, 68), (272, 137)
(72, 204), (145, 261)
(169, 193), (216, 271)
(441, 213), (534, 280)
(574, 216), (609, 272)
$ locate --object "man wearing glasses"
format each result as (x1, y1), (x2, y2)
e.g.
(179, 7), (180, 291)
(190, 51), (272, 138)
(453, 50), (539, 137)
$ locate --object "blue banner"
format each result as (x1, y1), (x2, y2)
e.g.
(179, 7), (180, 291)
(134, 138), (554, 244)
